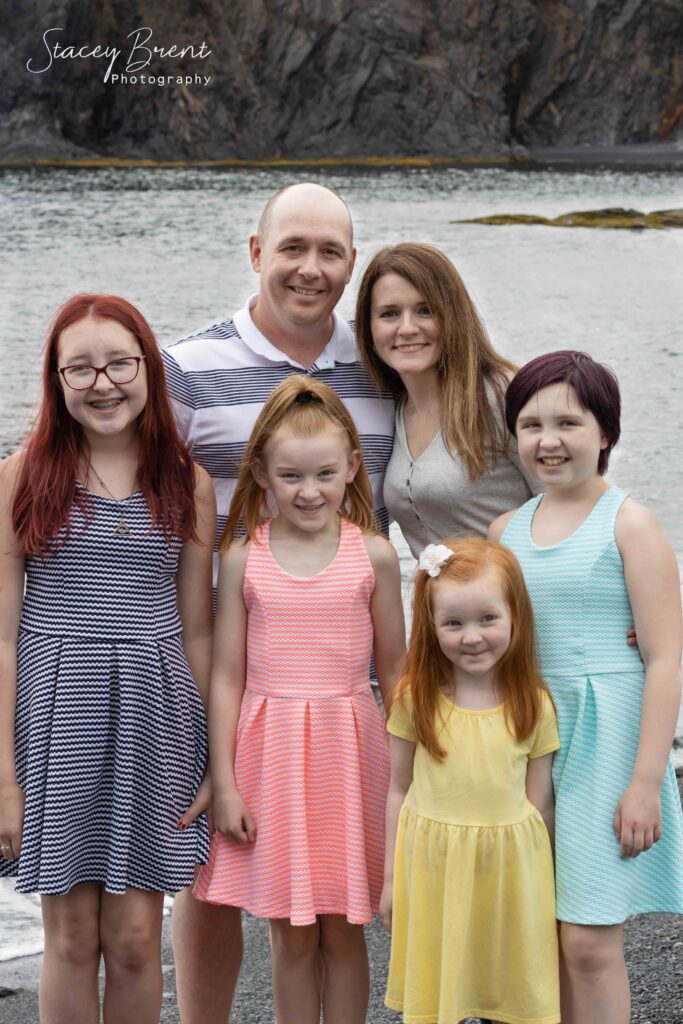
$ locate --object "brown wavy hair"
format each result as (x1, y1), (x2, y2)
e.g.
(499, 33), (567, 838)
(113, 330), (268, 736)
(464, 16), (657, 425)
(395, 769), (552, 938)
(392, 536), (549, 759)
(12, 294), (197, 555)
(355, 243), (517, 480)
(222, 375), (374, 548)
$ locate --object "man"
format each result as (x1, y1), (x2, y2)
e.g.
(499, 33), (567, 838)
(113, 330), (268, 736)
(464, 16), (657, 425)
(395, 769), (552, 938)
(162, 182), (395, 1022)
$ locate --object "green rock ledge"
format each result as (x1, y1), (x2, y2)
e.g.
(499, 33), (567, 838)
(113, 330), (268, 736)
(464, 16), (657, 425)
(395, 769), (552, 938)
(452, 208), (683, 229)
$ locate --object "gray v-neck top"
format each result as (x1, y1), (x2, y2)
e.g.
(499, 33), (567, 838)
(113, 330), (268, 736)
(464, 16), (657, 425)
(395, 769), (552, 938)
(384, 398), (540, 558)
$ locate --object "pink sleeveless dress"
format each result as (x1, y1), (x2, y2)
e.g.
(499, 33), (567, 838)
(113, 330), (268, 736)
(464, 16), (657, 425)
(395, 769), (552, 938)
(194, 518), (390, 924)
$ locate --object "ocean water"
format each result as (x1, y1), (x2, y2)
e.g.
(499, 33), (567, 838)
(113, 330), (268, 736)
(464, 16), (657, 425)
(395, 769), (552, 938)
(1, 165), (682, 742)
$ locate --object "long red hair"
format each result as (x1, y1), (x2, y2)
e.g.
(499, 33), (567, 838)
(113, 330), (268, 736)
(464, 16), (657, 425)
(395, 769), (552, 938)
(12, 294), (196, 555)
(392, 537), (549, 759)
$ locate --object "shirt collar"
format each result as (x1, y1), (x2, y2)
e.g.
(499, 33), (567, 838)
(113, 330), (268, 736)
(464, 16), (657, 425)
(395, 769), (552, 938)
(233, 294), (356, 369)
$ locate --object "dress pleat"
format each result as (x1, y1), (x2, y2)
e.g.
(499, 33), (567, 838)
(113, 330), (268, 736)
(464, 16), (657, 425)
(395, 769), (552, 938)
(1, 486), (209, 894)
(194, 518), (389, 924)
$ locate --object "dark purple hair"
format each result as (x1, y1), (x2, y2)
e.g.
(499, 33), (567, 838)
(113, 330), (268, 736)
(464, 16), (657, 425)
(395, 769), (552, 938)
(505, 350), (621, 475)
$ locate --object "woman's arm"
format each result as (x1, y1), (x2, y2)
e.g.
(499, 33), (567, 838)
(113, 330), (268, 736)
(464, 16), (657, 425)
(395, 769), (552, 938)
(0, 454), (27, 860)
(364, 534), (406, 707)
(380, 734), (415, 932)
(176, 465), (216, 708)
(614, 499), (682, 858)
(208, 541), (255, 844)
(526, 753), (555, 845)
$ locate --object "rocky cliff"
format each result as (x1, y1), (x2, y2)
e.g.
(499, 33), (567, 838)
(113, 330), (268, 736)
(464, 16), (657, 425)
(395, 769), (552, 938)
(1, 0), (681, 162)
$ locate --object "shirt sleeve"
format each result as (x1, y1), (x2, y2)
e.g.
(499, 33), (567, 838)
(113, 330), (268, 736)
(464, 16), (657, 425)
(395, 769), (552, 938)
(387, 691), (417, 742)
(162, 347), (196, 445)
(529, 690), (560, 759)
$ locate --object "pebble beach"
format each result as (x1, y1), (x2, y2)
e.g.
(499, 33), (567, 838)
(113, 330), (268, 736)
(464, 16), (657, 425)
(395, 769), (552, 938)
(1, 776), (681, 1023)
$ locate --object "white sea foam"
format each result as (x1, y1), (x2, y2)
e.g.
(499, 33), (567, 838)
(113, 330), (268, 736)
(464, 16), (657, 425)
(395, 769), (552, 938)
(0, 880), (43, 961)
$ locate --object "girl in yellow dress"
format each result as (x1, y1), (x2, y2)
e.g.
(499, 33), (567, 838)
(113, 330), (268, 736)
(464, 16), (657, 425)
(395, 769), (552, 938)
(382, 537), (560, 1024)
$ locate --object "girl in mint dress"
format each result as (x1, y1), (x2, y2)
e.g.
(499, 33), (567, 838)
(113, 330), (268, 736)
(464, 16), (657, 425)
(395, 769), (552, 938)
(490, 350), (683, 1024)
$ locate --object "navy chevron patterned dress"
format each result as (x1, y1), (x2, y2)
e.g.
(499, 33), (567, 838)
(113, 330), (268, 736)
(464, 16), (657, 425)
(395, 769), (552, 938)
(1, 485), (209, 895)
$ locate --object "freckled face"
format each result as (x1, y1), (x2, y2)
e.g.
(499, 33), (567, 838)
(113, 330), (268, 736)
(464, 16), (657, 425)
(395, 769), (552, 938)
(515, 382), (607, 490)
(431, 571), (512, 688)
(370, 273), (442, 380)
(57, 316), (147, 441)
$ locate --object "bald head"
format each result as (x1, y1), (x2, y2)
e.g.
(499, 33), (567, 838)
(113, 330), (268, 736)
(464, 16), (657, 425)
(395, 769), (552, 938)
(248, 181), (357, 349)
(256, 183), (354, 250)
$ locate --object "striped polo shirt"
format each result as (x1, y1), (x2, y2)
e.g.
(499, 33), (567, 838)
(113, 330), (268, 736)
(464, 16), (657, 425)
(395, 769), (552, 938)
(162, 297), (396, 586)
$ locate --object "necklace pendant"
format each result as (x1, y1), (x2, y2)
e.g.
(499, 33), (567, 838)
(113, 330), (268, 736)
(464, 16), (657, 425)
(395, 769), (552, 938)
(114, 517), (131, 538)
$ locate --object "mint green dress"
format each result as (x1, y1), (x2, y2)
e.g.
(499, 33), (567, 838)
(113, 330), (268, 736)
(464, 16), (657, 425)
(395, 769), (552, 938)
(502, 487), (683, 924)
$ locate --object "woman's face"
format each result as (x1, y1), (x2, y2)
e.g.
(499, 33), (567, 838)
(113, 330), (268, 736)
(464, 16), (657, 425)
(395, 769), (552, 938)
(56, 315), (148, 442)
(369, 272), (442, 380)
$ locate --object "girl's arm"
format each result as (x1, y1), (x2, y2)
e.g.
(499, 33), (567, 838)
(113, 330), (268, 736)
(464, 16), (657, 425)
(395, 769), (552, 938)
(364, 534), (406, 707)
(487, 509), (516, 544)
(526, 753), (555, 845)
(175, 466), (216, 828)
(380, 734), (415, 932)
(176, 465), (216, 708)
(0, 455), (27, 860)
(209, 540), (256, 844)
(615, 499), (682, 858)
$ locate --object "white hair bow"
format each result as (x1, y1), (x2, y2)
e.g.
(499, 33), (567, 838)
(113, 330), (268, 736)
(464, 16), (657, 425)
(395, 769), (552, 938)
(417, 543), (454, 577)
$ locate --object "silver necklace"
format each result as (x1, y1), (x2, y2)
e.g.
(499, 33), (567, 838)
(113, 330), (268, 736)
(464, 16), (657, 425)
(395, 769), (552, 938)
(89, 466), (135, 538)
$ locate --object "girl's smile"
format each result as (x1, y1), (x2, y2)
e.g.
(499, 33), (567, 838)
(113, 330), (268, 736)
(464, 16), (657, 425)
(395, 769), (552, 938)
(57, 315), (148, 442)
(253, 426), (361, 537)
(432, 569), (512, 695)
(515, 382), (607, 491)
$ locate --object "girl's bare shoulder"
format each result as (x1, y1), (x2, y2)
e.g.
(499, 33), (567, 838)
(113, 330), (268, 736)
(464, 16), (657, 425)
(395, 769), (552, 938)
(488, 508), (516, 542)
(615, 495), (660, 537)
(192, 462), (213, 494)
(0, 451), (25, 504)
(615, 495), (674, 560)
(362, 532), (401, 572)
(0, 450), (25, 480)
(220, 537), (251, 569)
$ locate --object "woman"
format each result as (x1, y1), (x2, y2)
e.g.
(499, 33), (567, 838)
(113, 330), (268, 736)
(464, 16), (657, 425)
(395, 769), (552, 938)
(355, 243), (537, 556)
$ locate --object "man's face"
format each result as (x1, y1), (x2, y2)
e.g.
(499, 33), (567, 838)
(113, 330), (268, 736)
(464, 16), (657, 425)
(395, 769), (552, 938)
(250, 188), (356, 333)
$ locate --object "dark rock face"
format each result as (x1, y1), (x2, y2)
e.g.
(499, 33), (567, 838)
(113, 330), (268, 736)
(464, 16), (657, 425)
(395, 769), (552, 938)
(2, 0), (682, 161)
(510, 0), (683, 147)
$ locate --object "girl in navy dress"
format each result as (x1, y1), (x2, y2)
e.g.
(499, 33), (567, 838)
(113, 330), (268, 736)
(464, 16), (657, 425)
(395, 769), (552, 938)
(0, 295), (215, 1023)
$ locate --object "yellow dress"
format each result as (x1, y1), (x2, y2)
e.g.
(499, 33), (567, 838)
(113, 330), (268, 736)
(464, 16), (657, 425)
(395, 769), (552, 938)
(386, 692), (560, 1024)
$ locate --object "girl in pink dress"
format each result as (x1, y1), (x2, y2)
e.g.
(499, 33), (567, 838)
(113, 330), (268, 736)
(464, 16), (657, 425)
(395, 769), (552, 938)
(194, 375), (405, 1023)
